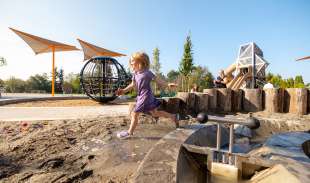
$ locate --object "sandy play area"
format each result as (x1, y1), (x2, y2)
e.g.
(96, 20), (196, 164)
(0, 114), (183, 183)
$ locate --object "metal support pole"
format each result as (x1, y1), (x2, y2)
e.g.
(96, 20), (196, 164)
(217, 122), (221, 163)
(229, 124), (234, 165)
(222, 152), (226, 164)
(252, 42), (255, 89)
(52, 46), (55, 97)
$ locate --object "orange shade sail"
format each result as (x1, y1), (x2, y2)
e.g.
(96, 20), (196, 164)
(77, 39), (126, 61)
(295, 56), (310, 61)
(10, 27), (81, 96)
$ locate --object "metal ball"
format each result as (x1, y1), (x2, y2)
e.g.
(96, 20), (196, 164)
(246, 117), (260, 129)
(197, 113), (209, 124)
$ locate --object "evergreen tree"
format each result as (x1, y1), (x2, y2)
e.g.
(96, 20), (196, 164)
(167, 70), (180, 83)
(59, 67), (65, 86)
(151, 47), (161, 93)
(179, 31), (195, 92)
(266, 72), (273, 81)
(289, 77), (294, 87)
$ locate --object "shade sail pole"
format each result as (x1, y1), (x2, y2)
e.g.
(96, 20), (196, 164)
(52, 46), (55, 96)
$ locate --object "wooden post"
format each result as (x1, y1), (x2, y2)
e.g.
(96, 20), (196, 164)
(231, 89), (242, 111)
(308, 89), (310, 113)
(178, 92), (195, 113)
(217, 88), (232, 111)
(162, 97), (180, 114)
(284, 88), (308, 115)
(263, 88), (284, 113)
(194, 92), (209, 113)
(203, 89), (217, 109)
(242, 89), (262, 112)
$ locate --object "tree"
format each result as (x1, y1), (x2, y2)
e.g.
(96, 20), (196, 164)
(179, 31), (195, 92)
(266, 72), (273, 82)
(25, 73), (51, 93)
(0, 56), (7, 67)
(167, 70), (180, 83)
(0, 78), (4, 84)
(190, 65), (214, 91)
(151, 47), (161, 93)
(71, 74), (82, 93)
(59, 67), (65, 87)
(4, 76), (25, 93)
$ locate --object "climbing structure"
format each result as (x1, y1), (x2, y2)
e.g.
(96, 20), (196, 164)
(225, 42), (269, 89)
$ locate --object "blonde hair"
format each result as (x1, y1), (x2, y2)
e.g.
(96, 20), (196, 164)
(219, 70), (226, 78)
(128, 51), (150, 71)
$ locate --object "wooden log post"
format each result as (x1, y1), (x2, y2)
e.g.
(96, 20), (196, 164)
(308, 90), (310, 113)
(194, 92), (209, 113)
(162, 97), (180, 114)
(178, 92), (195, 113)
(284, 88), (308, 115)
(262, 88), (285, 112)
(231, 89), (242, 111)
(264, 88), (284, 113)
(242, 89), (262, 112)
(217, 88), (232, 111)
(203, 89), (217, 109)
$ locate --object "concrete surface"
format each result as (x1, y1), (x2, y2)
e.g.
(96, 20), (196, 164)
(0, 105), (128, 121)
(0, 93), (129, 121)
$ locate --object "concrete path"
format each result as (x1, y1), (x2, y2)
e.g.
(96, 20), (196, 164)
(0, 105), (129, 121)
(0, 93), (83, 101)
(0, 93), (129, 121)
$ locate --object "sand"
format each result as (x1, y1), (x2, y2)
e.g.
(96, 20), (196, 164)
(0, 114), (181, 183)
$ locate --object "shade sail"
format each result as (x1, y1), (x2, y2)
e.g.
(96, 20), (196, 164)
(10, 27), (81, 97)
(10, 28), (80, 55)
(296, 56), (310, 61)
(77, 39), (126, 61)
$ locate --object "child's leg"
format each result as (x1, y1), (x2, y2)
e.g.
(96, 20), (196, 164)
(128, 112), (141, 135)
(149, 109), (175, 120)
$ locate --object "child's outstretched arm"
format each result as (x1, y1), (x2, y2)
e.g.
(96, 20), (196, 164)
(115, 81), (136, 96)
(154, 78), (178, 89)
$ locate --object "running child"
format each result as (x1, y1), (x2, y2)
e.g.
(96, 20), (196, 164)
(115, 51), (179, 139)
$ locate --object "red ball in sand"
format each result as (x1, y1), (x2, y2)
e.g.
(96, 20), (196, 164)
(23, 123), (28, 126)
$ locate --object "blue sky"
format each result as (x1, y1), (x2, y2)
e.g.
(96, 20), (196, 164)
(0, 0), (309, 83)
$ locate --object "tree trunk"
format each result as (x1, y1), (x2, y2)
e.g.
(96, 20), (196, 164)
(203, 89), (217, 109)
(182, 75), (184, 92)
(284, 88), (308, 115)
(194, 92), (209, 113)
(188, 76), (190, 93)
(242, 89), (262, 112)
(162, 97), (180, 114)
(264, 88), (284, 113)
(178, 92), (195, 114)
(217, 88), (232, 111)
(231, 89), (242, 111)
